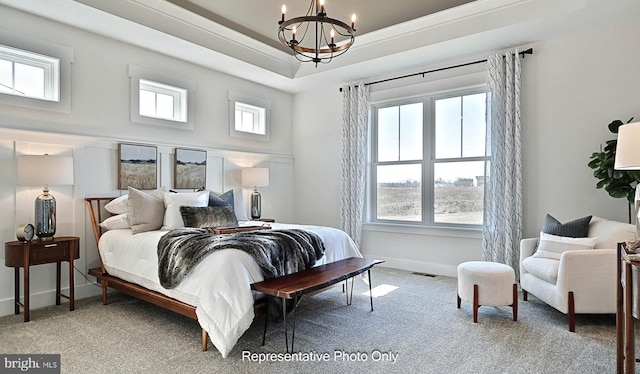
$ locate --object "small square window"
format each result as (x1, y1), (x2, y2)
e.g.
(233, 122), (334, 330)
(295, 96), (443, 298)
(139, 79), (186, 122)
(229, 91), (271, 141)
(129, 65), (195, 130)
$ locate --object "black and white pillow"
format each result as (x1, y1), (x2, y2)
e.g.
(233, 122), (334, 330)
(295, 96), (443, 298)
(180, 205), (238, 228)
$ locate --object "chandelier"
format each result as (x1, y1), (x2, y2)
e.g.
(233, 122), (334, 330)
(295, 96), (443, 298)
(278, 0), (356, 67)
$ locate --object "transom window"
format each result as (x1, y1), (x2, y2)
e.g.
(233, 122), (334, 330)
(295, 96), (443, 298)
(228, 91), (271, 141)
(128, 64), (195, 129)
(235, 101), (266, 135)
(0, 44), (60, 102)
(139, 79), (187, 122)
(371, 89), (489, 226)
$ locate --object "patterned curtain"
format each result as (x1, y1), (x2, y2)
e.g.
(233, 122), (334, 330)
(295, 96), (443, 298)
(340, 82), (369, 247)
(482, 50), (523, 278)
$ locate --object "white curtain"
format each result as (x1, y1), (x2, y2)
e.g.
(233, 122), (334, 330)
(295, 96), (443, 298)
(340, 82), (369, 247)
(482, 50), (523, 277)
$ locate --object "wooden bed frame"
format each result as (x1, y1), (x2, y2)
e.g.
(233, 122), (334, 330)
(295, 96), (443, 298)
(85, 197), (266, 352)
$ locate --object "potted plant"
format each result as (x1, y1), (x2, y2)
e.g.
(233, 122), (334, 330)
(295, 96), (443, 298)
(588, 118), (640, 223)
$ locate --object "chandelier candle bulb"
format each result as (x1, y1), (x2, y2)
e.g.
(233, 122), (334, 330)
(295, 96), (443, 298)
(281, 4), (286, 23)
(352, 14), (356, 30)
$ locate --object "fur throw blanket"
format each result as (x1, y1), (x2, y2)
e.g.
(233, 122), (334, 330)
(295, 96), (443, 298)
(157, 228), (326, 290)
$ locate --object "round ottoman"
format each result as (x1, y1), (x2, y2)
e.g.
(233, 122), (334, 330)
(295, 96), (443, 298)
(456, 261), (517, 323)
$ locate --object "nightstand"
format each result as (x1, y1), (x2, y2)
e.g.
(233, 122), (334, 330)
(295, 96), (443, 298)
(4, 236), (80, 322)
(258, 218), (275, 222)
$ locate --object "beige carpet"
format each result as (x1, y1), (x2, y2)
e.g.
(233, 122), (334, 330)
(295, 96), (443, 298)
(0, 267), (625, 373)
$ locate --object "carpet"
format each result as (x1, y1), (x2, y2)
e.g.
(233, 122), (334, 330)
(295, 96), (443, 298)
(0, 267), (627, 374)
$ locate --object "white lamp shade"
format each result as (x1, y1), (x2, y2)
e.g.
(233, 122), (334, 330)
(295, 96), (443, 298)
(18, 155), (75, 186)
(242, 167), (269, 187)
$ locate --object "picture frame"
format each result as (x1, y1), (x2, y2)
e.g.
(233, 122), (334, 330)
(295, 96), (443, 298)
(174, 148), (206, 190)
(118, 143), (158, 190)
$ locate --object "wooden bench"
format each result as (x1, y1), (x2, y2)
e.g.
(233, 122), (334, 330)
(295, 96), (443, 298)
(251, 257), (384, 351)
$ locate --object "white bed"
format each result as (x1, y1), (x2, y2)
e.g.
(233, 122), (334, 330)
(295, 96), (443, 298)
(97, 221), (363, 357)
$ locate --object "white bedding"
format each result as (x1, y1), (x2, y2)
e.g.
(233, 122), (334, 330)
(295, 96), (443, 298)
(98, 222), (363, 357)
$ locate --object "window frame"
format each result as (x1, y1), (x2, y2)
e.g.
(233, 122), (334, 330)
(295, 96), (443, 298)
(0, 30), (72, 113)
(369, 86), (489, 229)
(228, 91), (271, 141)
(129, 64), (195, 130)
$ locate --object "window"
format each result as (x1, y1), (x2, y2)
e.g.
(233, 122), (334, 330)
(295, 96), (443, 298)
(139, 79), (187, 122)
(371, 89), (488, 227)
(228, 91), (271, 141)
(0, 45), (60, 102)
(129, 65), (195, 129)
(235, 101), (266, 135)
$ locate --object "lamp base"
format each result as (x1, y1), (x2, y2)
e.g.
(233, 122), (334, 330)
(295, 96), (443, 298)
(251, 189), (261, 220)
(35, 190), (56, 240)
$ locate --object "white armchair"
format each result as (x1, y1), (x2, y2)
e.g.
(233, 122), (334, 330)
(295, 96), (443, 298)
(520, 216), (635, 331)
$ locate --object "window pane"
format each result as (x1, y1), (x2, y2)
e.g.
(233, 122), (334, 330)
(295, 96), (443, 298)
(433, 161), (484, 224)
(14, 63), (44, 98)
(156, 92), (174, 119)
(400, 103), (423, 160)
(435, 96), (461, 159)
(376, 164), (421, 221)
(462, 93), (487, 157)
(377, 106), (399, 162)
(0, 60), (12, 93)
(139, 89), (155, 117)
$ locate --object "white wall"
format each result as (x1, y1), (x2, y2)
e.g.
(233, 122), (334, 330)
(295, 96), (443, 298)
(0, 7), (295, 317)
(293, 18), (640, 276)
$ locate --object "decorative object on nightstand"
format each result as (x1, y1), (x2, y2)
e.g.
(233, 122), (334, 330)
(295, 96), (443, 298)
(16, 223), (35, 242)
(17, 154), (74, 240)
(614, 121), (640, 236)
(4, 236), (80, 322)
(242, 167), (269, 220)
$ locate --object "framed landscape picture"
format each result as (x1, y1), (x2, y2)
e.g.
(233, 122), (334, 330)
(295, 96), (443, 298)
(118, 143), (158, 190)
(174, 148), (206, 189)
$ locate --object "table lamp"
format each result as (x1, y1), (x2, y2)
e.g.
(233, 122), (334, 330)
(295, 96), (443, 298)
(242, 167), (269, 220)
(18, 154), (74, 240)
(614, 121), (640, 236)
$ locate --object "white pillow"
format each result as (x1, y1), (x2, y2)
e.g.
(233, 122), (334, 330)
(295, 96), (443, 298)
(533, 232), (598, 260)
(162, 190), (209, 230)
(105, 194), (129, 214)
(128, 187), (166, 234)
(588, 216), (636, 249)
(99, 214), (130, 231)
(232, 187), (249, 221)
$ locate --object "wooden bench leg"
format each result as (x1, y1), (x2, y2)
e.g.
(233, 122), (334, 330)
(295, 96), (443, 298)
(261, 296), (270, 346)
(202, 329), (207, 351)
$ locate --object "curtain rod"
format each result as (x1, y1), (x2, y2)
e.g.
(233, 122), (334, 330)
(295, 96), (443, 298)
(339, 48), (533, 92)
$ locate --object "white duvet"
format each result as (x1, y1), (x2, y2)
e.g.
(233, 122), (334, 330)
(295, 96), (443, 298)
(98, 222), (363, 357)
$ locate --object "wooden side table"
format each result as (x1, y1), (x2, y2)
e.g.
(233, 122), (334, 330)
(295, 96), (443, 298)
(617, 242), (640, 374)
(4, 236), (80, 322)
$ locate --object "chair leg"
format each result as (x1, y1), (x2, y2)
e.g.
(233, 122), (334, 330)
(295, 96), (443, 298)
(457, 293), (461, 308)
(568, 291), (575, 332)
(512, 283), (518, 321)
(473, 284), (479, 323)
(522, 289), (528, 301)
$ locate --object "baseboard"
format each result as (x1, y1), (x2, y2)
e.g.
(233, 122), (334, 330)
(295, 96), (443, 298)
(373, 256), (458, 277)
(0, 282), (104, 318)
